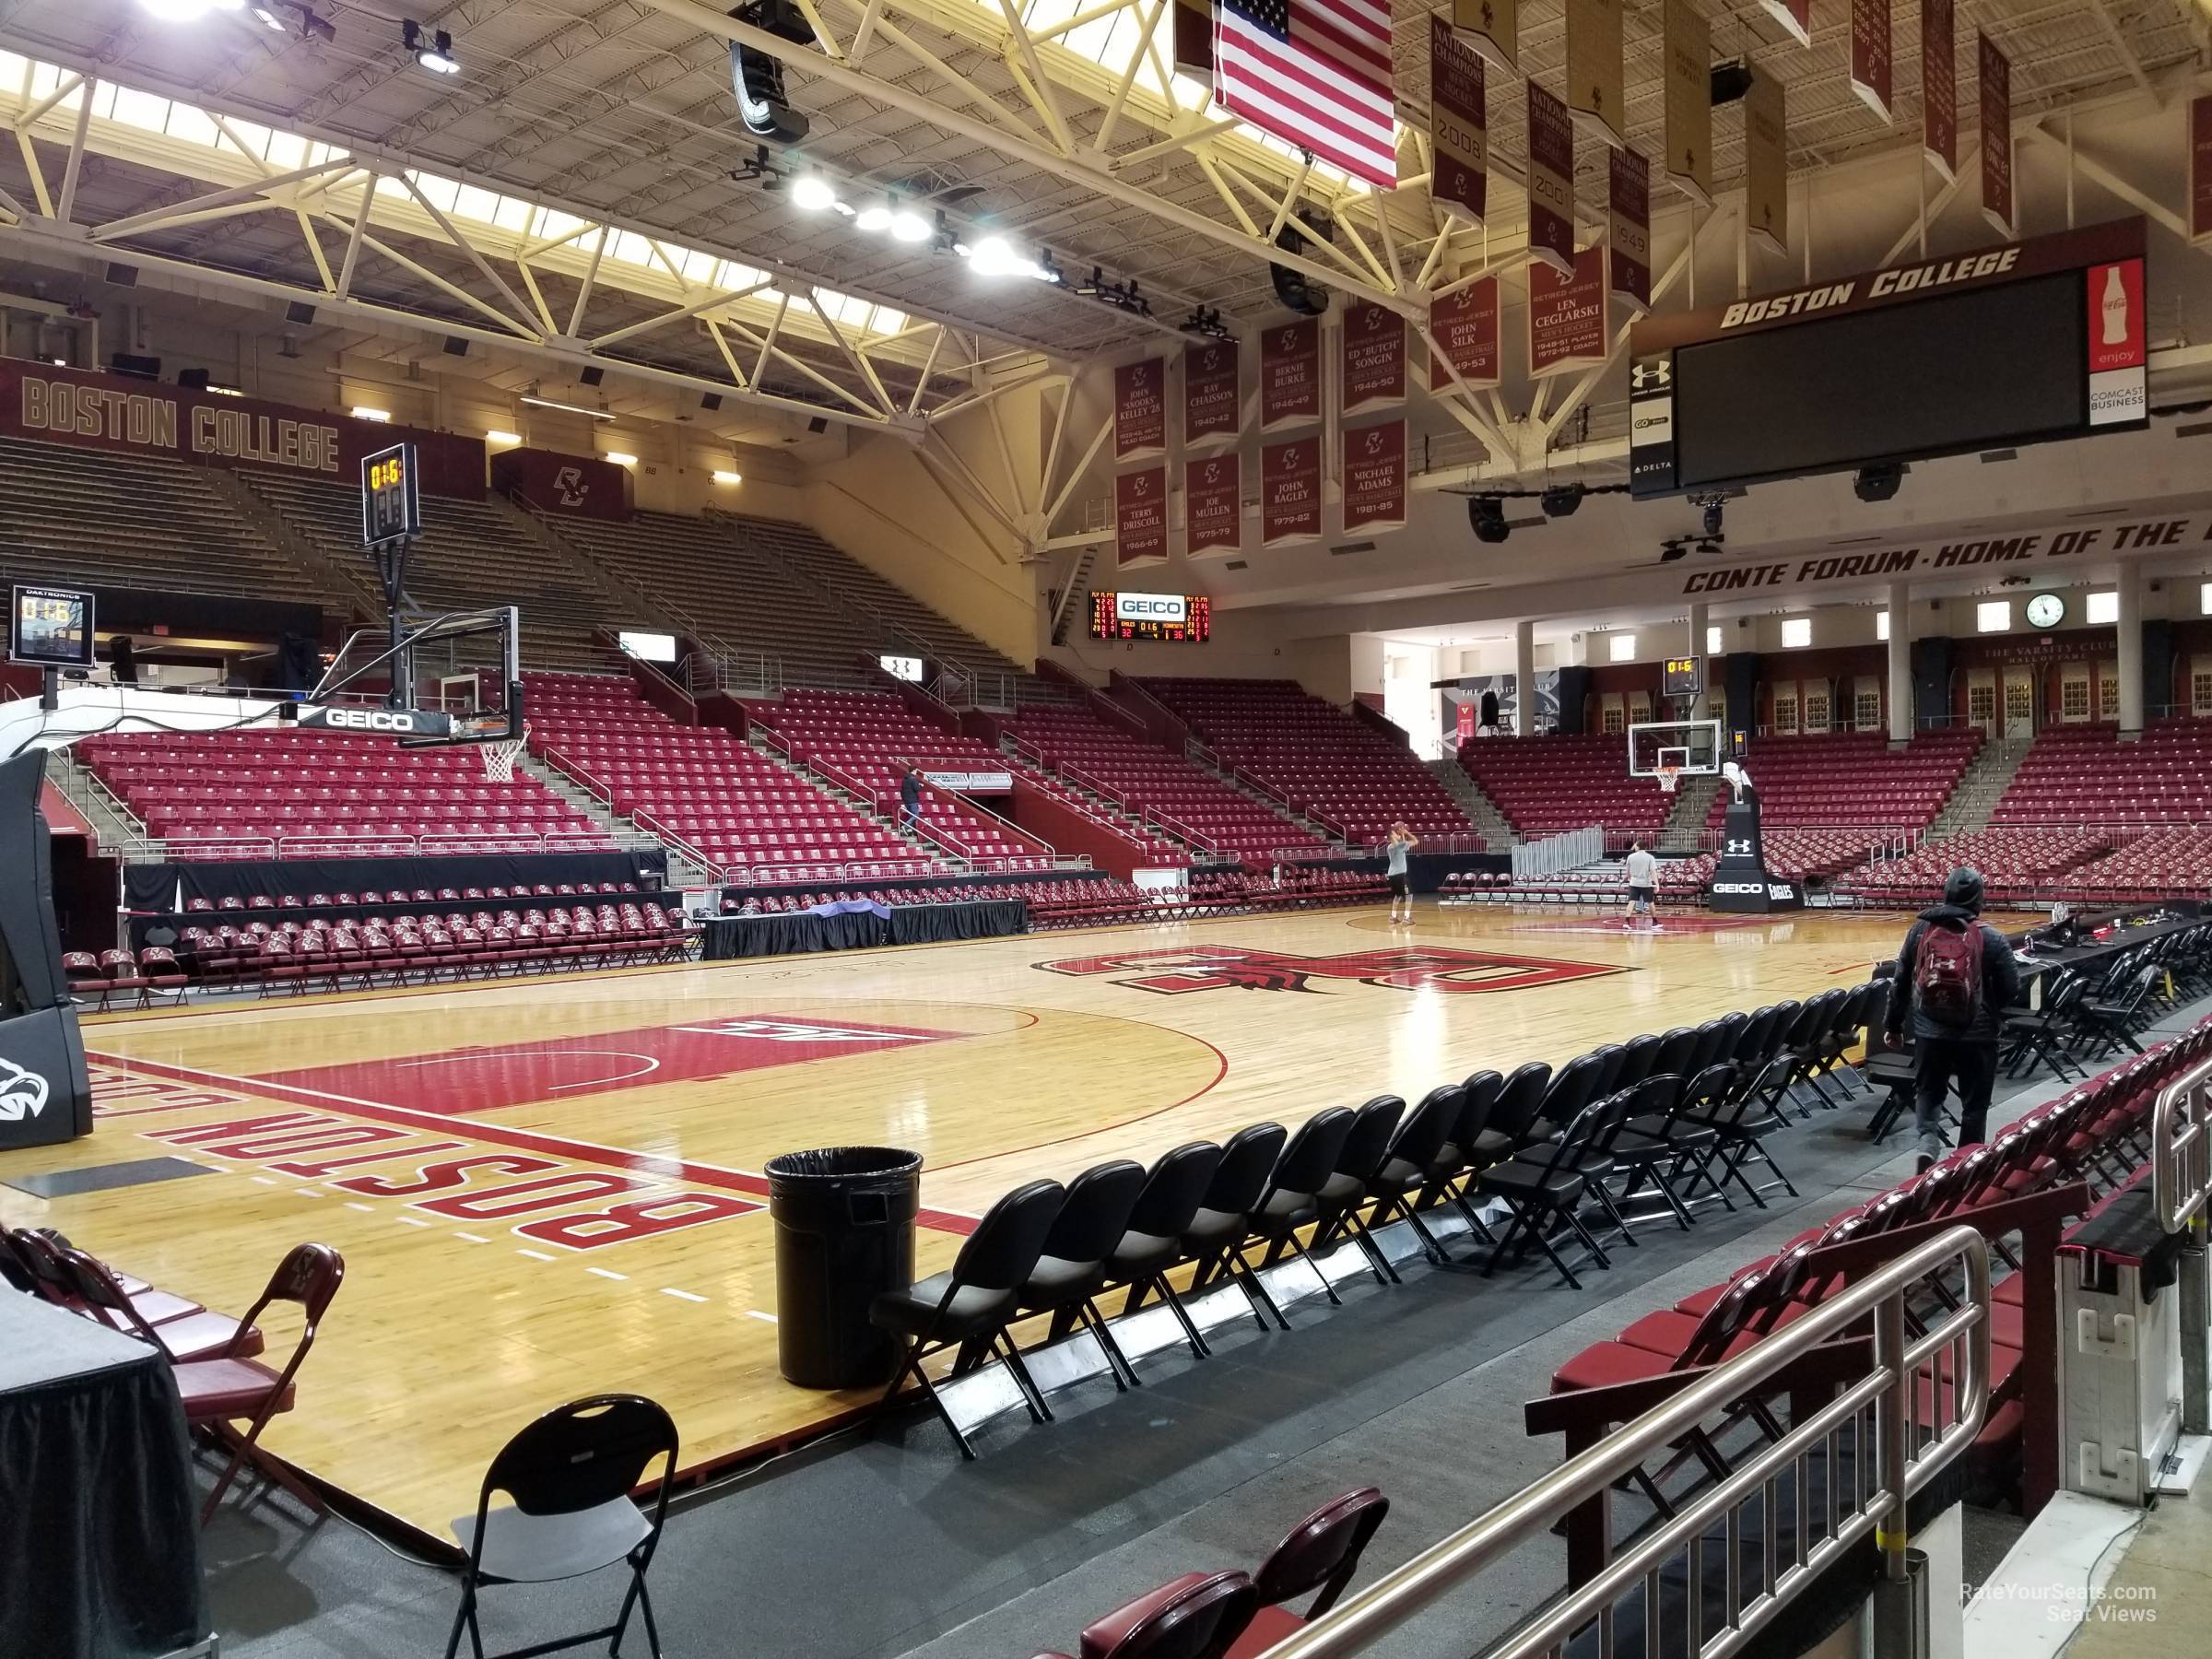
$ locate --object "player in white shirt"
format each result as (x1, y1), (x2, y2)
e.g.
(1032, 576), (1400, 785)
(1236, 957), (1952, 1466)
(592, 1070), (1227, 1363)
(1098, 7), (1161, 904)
(1622, 840), (1662, 932)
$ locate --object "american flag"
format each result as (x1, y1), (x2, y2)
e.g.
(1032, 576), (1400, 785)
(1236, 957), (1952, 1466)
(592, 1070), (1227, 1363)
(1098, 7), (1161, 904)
(1214, 0), (1399, 189)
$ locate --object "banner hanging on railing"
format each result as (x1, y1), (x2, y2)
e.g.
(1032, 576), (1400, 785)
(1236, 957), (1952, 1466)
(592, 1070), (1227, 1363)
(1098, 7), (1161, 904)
(1341, 419), (1406, 534)
(1339, 300), (1406, 414)
(1525, 79), (1578, 276)
(1114, 465), (1170, 567)
(1924, 0), (1957, 182)
(1979, 32), (2015, 239)
(1609, 146), (1652, 314)
(1662, 0), (1712, 206)
(1848, 0), (1892, 121)
(1430, 17), (1487, 227)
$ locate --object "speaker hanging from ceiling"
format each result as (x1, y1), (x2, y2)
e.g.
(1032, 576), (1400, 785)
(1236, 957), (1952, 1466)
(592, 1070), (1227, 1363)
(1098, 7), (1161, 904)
(729, 1), (813, 143)
(1269, 214), (1332, 316)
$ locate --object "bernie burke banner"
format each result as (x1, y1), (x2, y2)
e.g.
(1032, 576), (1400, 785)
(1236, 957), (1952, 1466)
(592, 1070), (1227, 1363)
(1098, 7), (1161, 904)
(0, 360), (486, 498)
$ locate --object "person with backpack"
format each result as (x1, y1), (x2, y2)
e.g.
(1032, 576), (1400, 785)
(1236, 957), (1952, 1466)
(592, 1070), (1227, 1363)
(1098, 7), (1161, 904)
(1883, 866), (2023, 1171)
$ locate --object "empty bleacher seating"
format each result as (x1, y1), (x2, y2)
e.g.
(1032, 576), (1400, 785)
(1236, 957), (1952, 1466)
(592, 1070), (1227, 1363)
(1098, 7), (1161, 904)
(1701, 730), (1982, 831)
(1455, 735), (1673, 837)
(1991, 719), (2212, 826)
(1834, 827), (2109, 904)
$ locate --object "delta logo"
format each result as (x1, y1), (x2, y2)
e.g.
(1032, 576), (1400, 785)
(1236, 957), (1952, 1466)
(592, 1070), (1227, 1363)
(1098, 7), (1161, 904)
(1035, 945), (1622, 996)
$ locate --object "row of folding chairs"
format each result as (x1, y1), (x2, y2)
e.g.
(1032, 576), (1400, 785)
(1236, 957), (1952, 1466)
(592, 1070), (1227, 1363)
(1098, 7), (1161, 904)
(2000, 923), (2212, 1081)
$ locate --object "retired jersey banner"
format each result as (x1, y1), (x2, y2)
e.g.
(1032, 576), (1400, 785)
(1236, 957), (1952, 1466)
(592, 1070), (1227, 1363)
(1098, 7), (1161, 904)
(1340, 300), (1406, 414)
(1924, 0), (1957, 183)
(1430, 18), (1488, 227)
(1428, 278), (1501, 392)
(1848, 0), (1892, 122)
(1526, 80), (1577, 277)
(1528, 246), (1608, 378)
(1113, 358), (1166, 459)
(1341, 420), (1406, 535)
(1759, 0), (1809, 48)
(1260, 317), (1322, 431)
(1979, 32), (2014, 239)
(1564, 0), (1624, 152)
(1185, 451), (1241, 556)
(1115, 465), (1170, 567)
(1452, 0), (1516, 74)
(1261, 436), (1323, 546)
(1182, 339), (1241, 446)
(1745, 68), (1787, 258)
(1662, 0), (1712, 206)
(1608, 146), (1652, 314)
(1171, 0), (1213, 86)
(2194, 96), (2212, 246)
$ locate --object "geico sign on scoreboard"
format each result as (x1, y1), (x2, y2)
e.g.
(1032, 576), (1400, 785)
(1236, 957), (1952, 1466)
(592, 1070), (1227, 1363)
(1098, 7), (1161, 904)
(1091, 591), (1211, 642)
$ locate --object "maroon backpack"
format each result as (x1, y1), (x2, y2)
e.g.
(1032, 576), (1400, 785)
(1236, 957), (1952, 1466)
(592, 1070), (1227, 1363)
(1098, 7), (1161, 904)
(1915, 920), (1983, 1027)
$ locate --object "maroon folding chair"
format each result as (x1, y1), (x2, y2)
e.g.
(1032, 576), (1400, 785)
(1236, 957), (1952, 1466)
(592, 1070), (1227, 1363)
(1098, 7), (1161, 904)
(1034, 1571), (1259, 1659)
(1226, 1488), (1389, 1656)
(55, 1246), (265, 1364)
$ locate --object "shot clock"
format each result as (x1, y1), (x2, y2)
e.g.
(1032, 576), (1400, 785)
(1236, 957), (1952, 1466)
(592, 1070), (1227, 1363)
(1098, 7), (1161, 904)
(361, 442), (422, 547)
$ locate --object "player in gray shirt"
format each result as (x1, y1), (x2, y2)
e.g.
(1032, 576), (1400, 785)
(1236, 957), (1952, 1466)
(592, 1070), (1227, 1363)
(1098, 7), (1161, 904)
(1622, 841), (1661, 933)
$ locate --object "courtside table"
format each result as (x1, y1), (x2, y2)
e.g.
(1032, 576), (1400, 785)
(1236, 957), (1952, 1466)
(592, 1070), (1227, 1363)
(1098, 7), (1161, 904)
(0, 1294), (213, 1658)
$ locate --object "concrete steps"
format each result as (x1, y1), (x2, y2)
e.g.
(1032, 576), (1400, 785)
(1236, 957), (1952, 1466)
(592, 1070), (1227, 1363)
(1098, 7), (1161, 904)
(1658, 774), (1724, 854)
(1426, 759), (1515, 852)
(514, 753), (692, 875)
(47, 750), (147, 851)
(1929, 735), (2030, 836)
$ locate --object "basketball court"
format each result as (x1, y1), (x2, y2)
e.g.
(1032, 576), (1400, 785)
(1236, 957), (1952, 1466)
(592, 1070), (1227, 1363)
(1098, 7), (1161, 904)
(0, 898), (1959, 1538)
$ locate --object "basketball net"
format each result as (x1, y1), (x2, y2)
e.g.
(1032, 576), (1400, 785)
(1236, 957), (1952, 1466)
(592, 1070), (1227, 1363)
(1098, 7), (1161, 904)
(1655, 767), (1681, 796)
(481, 721), (529, 784)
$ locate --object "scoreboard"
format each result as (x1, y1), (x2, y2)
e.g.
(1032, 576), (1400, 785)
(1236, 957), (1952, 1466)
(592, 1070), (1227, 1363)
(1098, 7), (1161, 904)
(8, 584), (94, 670)
(361, 441), (422, 547)
(1662, 655), (1701, 698)
(1628, 218), (2147, 499)
(1091, 591), (1210, 642)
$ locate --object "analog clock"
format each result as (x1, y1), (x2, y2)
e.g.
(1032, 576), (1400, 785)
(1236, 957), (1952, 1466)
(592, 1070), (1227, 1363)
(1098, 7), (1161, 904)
(2025, 593), (2065, 629)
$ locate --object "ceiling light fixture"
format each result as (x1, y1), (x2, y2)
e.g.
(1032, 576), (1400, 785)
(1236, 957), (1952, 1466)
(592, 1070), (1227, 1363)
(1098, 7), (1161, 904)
(712, 469), (744, 486)
(250, 4), (288, 29)
(854, 203), (893, 233)
(790, 175), (839, 212)
(605, 452), (638, 466)
(485, 429), (522, 445)
(520, 393), (614, 420)
(404, 20), (459, 76)
(888, 206), (932, 243)
(350, 406), (391, 422)
(135, 0), (242, 22)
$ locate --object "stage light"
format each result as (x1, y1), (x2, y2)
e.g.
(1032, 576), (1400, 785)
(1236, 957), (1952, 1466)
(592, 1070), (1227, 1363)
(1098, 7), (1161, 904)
(350, 406), (391, 422)
(712, 469), (744, 485)
(1697, 495), (1725, 538)
(405, 21), (459, 75)
(1469, 496), (1509, 545)
(1853, 462), (1904, 503)
(1541, 483), (1585, 519)
(888, 206), (931, 243)
(1658, 539), (1689, 563)
(485, 429), (521, 445)
(136, 0), (241, 20)
(790, 176), (839, 212)
(605, 452), (638, 466)
(854, 203), (893, 233)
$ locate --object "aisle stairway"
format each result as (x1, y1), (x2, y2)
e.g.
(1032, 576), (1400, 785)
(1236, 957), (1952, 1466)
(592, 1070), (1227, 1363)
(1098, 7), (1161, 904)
(1427, 759), (1514, 852)
(1658, 775), (1724, 854)
(1929, 736), (2030, 837)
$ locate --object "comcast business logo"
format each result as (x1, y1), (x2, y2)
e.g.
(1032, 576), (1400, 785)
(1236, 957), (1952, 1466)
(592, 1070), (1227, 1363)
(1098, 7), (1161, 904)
(0, 1056), (51, 1122)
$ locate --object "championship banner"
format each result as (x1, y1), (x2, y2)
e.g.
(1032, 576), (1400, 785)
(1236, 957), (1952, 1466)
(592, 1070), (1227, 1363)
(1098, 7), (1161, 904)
(1171, 0), (1213, 86)
(1428, 277), (1501, 392)
(1261, 436), (1322, 546)
(0, 359), (486, 497)
(1661, 0), (1711, 207)
(1114, 357), (1167, 459)
(489, 448), (633, 521)
(1744, 67), (1787, 258)
(1924, 0), (1956, 183)
(1564, 0), (1624, 152)
(1451, 0), (1516, 75)
(1115, 465), (1170, 567)
(1848, 0), (1891, 122)
(1260, 317), (1322, 430)
(1608, 146), (1652, 314)
(1525, 80), (1577, 277)
(1185, 452), (1242, 556)
(1979, 32), (2014, 240)
(2194, 96), (2212, 246)
(1341, 419), (1406, 535)
(1528, 246), (1608, 378)
(1759, 0), (1810, 49)
(1182, 338), (1241, 446)
(1430, 17), (1487, 227)
(1339, 300), (1406, 414)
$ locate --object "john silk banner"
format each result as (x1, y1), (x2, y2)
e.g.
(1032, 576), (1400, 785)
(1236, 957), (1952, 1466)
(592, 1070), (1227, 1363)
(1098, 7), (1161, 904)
(1924, 0), (1957, 182)
(1608, 146), (1652, 314)
(1185, 451), (1242, 556)
(1662, 0), (1712, 206)
(1564, 0), (1624, 152)
(1452, 0), (1516, 74)
(1260, 317), (1322, 431)
(1527, 247), (1609, 378)
(1340, 420), (1406, 535)
(1745, 67), (1787, 258)
(1759, 0), (1810, 49)
(1115, 465), (1169, 566)
(1340, 300), (1406, 414)
(1182, 338), (1241, 445)
(1261, 436), (1323, 546)
(1114, 358), (1167, 459)
(1849, 0), (1892, 122)
(2194, 96), (2212, 246)
(1430, 17), (1488, 227)
(1525, 80), (1577, 277)
(1429, 278), (1502, 392)
(1979, 33), (2014, 239)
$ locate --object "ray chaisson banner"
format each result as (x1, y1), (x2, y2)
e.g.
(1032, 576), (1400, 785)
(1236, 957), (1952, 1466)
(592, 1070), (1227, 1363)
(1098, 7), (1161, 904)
(1182, 338), (1241, 445)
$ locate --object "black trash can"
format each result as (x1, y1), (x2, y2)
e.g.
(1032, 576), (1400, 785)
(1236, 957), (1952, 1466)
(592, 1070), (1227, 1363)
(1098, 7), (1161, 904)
(764, 1146), (924, 1389)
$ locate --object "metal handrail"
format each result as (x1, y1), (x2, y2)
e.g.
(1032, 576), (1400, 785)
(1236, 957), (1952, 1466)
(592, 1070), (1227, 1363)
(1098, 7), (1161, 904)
(540, 743), (615, 806)
(1259, 1224), (1992, 1659)
(2154, 1055), (2212, 1236)
(1060, 762), (1133, 814)
(629, 809), (725, 884)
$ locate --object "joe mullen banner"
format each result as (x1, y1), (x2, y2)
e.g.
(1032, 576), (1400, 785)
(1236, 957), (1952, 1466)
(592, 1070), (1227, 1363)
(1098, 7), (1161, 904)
(1429, 278), (1501, 392)
(1182, 339), (1240, 445)
(1261, 437), (1322, 546)
(1185, 452), (1241, 557)
(1979, 33), (2014, 239)
(1430, 17), (1487, 227)
(1924, 0), (1956, 182)
(1848, 0), (1891, 122)
(1451, 0), (1515, 73)
(0, 360), (486, 497)
(1341, 420), (1406, 535)
(1608, 146), (1651, 314)
(1528, 247), (1608, 378)
(1340, 300), (1406, 414)
(1260, 318), (1322, 430)
(1525, 80), (1577, 277)
(1115, 465), (1170, 567)
(1564, 0), (1624, 153)
(1114, 358), (1166, 459)
(2195, 96), (2212, 247)
(1661, 0), (1711, 206)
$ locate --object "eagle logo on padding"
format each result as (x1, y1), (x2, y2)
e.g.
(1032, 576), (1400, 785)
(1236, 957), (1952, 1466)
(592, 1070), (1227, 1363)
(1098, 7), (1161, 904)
(0, 1057), (51, 1122)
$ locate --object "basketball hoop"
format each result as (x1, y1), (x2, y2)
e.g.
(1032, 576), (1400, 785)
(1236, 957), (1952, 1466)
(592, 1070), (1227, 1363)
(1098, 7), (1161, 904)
(1655, 766), (1682, 796)
(481, 736), (526, 783)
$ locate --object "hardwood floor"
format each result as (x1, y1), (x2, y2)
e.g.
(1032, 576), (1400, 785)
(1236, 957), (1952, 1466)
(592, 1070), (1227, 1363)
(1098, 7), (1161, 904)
(0, 903), (1934, 1537)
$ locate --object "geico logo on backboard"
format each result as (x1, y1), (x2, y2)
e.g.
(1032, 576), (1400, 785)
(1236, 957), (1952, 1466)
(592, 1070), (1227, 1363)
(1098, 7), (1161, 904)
(1115, 593), (1187, 624)
(0, 1056), (51, 1122)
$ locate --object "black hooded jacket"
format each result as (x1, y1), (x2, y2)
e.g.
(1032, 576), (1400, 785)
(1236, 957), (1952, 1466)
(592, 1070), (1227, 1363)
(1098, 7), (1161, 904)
(1886, 902), (2023, 1042)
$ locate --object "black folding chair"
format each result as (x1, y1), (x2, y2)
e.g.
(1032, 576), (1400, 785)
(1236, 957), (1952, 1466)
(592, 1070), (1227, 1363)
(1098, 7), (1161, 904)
(1312, 1095), (1406, 1285)
(1014, 1159), (1147, 1392)
(1361, 1086), (1467, 1265)
(1182, 1124), (1288, 1332)
(1473, 1093), (1634, 1289)
(443, 1394), (678, 1659)
(1677, 1061), (1800, 1207)
(1241, 1108), (1358, 1316)
(1105, 1141), (1225, 1362)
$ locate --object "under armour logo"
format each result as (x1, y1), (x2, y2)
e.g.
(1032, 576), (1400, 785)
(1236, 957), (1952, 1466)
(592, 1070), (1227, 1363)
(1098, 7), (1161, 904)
(1631, 359), (1672, 393)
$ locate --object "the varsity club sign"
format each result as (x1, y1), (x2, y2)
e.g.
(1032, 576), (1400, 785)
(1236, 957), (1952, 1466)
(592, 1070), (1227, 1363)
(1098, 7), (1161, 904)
(0, 360), (486, 497)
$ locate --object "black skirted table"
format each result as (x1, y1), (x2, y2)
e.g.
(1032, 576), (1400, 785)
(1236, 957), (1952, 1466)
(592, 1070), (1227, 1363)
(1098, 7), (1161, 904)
(0, 1296), (210, 1659)
(702, 899), (1029, 961)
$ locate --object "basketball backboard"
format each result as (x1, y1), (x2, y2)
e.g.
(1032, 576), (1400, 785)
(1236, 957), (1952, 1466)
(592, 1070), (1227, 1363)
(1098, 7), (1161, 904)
(1628, 718), (1722, 778)
(296, 604), (522, 747)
